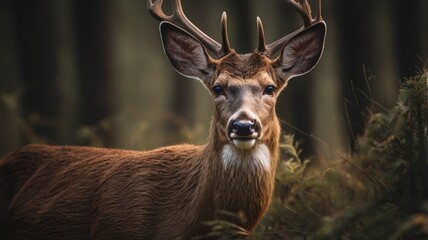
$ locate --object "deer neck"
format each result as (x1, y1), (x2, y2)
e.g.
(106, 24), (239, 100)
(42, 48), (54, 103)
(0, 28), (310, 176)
(205, 111), (281, 172)
(195, 115), (280, 229)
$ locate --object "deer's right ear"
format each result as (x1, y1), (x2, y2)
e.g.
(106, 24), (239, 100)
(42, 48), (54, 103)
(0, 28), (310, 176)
(160, 22), (216, 84)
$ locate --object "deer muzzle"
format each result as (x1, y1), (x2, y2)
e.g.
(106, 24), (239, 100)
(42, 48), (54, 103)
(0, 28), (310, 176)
(227, 111), (261, 149)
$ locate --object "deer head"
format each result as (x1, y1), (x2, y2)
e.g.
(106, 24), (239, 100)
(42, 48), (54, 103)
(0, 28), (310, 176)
(148, 0), (326, 156)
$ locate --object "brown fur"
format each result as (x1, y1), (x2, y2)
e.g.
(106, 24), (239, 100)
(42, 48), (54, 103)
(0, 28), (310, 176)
(0, 108), (279, 239)
(216, 52), (273, 79)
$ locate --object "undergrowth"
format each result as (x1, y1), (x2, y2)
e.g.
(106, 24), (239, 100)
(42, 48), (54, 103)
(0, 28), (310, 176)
(256, 69), (428, 239)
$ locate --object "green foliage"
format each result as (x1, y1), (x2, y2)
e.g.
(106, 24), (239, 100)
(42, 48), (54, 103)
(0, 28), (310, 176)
(257, 70), (428, 239)
(257, 135), (316, 239)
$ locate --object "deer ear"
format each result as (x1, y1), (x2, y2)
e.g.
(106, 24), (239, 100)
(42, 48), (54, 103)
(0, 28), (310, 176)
(160, 22), (215, 84)
(274, 22), (326, 81)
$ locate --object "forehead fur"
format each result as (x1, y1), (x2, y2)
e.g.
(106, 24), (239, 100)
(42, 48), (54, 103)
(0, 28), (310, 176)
(216, 52), (274, 79)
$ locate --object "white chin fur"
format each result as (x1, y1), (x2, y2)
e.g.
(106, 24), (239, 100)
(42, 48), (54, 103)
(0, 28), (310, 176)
(232, 139), (256, 149)
(221, 143), (271, 172)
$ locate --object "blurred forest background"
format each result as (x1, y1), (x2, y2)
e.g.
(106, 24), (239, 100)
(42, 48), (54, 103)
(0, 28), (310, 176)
(0, 0), (427, 158)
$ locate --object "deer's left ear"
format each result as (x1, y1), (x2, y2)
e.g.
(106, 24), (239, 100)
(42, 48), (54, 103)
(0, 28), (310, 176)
(274, 22), (326, 82)
(160, 22), (216, 84)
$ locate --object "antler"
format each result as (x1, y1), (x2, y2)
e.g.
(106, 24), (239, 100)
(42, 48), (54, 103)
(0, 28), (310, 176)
(147, 0), (231, 57)
(257, 0), (324, 56)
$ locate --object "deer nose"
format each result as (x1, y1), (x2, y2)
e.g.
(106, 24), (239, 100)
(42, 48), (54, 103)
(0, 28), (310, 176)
(228, 120), (259, 138)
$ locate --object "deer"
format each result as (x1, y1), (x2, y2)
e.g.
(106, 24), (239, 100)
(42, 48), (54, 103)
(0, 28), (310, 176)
(0, 0), (326, 239)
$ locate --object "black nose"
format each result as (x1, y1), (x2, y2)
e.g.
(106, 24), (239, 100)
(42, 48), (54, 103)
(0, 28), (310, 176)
(229, 120), (258, 137)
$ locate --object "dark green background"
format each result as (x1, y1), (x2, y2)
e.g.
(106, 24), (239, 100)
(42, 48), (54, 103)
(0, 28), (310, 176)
(1, 0), (427, 158)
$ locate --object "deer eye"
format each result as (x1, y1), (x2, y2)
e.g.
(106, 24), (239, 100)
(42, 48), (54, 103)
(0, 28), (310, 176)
(212, 85), (224, 96)
(263, 85), (276, 96)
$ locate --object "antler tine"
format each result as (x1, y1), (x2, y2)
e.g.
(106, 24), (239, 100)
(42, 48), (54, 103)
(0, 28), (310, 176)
(263, 0), (324, 56)
(316, 0), (323, 21)
(220, 12), (232, 55)
(285, 0), (313, 27)
(148, 0), (230, 57)
(147, 0), (174, 22)
(256, 17), (267, 53)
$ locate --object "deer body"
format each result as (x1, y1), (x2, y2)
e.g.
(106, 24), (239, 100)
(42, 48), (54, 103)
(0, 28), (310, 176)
(1, 0), (326, 239)
(1, 130), (276, 239)
(2, 144), (209, 239)
(1, 143), (272, 239)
